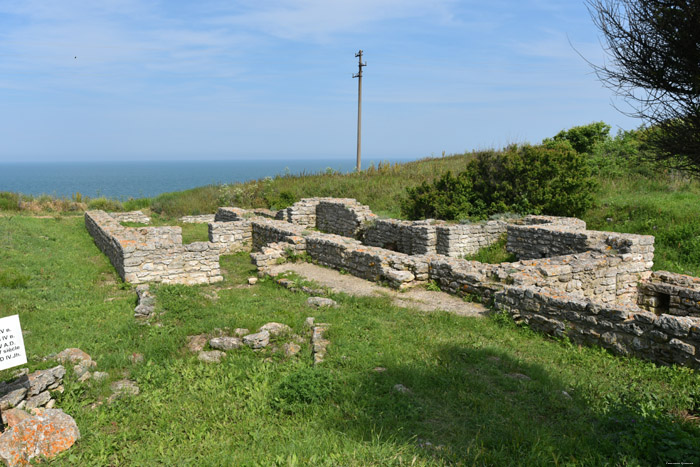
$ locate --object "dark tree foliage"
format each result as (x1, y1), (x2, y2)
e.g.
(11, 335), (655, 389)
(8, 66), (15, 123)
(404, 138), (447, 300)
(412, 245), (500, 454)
(587, 0), (700, 175)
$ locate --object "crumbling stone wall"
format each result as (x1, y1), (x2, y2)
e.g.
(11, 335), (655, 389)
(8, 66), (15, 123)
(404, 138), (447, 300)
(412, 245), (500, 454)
(208, 221), (253, 253)
(435, 220), (509, 257)
(495, 286), (700, 368)
(85, 210), (223, 285)
(363, 219), (438, 255)
(109, 210), (151, 224)
(251, 219), (307, 251)
(315, 199), (376, 238)
(506, 216), (654, 263)
(275, 198), (321, 225)
(638, 271), (700, 317)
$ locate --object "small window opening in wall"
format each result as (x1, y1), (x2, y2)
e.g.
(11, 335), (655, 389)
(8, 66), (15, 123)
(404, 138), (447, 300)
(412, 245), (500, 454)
(655, 291), (670, 314)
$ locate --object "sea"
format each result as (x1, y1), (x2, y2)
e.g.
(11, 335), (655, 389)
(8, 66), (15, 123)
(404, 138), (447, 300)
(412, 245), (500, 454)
(0, 158), (410, 200)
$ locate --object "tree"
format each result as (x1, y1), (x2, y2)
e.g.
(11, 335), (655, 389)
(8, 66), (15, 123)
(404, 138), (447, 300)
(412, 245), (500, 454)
(586, 0), (700, 175)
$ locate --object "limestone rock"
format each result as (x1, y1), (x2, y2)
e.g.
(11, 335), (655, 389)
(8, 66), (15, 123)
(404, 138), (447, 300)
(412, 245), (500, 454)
(108, 379), (140, 403)
(198, 351), (225, 363)
(27, 366), (65, 397)
(258, 322), (292, 337)
(134, 285), (156, 317)
(233, 328), (249, 337)
(186, 334), (208, 353)
(209, 337), (242, 351)
(507, 373), (531, 381)
(73, 360), (97, 379)
(92, 372), (109, 382)
(393, 384), (411, 394)
(0, 389), (27, 412)
(283, 342), (301, 357)
(243, 331), (270, 349)
(247, 277), (258, 285)
(0, 408), (80, 466)
(307, 297), (337, 308)
(25, 391), (51, 409)
(55, 348), (91, 366)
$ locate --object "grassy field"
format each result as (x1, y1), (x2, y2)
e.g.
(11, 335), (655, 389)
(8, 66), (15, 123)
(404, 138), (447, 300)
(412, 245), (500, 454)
(0, 214), (699, 465)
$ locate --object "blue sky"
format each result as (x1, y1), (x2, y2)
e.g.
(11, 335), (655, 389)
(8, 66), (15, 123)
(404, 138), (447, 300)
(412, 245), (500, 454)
(0, 0), (638, 162)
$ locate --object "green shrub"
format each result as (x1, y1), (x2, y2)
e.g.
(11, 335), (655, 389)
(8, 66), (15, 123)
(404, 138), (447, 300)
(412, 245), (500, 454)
(402, 141), (596, 220)
(550, 121), (611, 154)
(87, 197), (123, 212)
(122, 197), (151, 211)
(0, 192), (20, 211)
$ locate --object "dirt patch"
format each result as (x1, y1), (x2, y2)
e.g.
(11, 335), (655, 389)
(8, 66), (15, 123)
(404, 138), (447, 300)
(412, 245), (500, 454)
(268, 262), (487, 317)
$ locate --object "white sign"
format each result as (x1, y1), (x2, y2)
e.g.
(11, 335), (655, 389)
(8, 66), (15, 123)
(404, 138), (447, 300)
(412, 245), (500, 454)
(0, 315), (27, 371)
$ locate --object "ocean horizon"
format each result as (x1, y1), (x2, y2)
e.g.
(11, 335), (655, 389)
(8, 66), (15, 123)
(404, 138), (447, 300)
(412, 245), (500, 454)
(0, 157), (412, 200)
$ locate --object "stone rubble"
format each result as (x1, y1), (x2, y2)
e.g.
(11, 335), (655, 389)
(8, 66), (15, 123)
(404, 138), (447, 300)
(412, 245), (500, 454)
(134, 284), (156, 318)
(306, 297), (337, 308)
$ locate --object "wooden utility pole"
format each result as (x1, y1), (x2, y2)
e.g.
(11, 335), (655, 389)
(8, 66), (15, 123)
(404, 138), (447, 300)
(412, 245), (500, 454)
(353, 50), (366, 172)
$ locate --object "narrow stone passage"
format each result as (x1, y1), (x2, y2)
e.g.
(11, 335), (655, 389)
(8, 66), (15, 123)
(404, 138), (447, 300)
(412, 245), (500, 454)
(269, 262), (488, 317)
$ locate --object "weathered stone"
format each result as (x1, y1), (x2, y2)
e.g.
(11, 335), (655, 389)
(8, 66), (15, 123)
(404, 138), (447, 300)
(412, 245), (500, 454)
(73, 360), (97, 378)
(243, 331), (270, 349)
(306, 297), (337, 308)
(108, 379), (140, 403)
(198, 351), (226, 363)
(393, 384), (411, 394)
(134, 285), (156, 317)
(209, 337), (242, 351)
(247, 277), (258, 285)
(258, 323), (292, 337)
(0, 388), (27, 411)
(186, 334), (208, 353)
(92, 372), (109, 382)
(233, 328), (249, 337)
(27, 366), (65, 397)
(0, 408), (80, 466)
(283, 342), (301, 357)
(55, 348), (91, 365)
(25, 391), (51, 409)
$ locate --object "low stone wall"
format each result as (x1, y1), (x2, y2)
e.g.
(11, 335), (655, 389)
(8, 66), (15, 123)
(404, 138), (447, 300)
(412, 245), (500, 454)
(180, 214), (215, 223)
(109, 210), (151, 224)
(215, 207), (248, 222)
(85, 210), (223, 285)
(316, 199), (376, 238)
(436, 220), (509, 257)
(638, 271), (700, 317)
(495, 286), (700, 369)
(208, 221), (253, 253)
(251, 219), (307, 251)
(275, 198), (320, 225)
(363, 219), (437, 255)
(506, 216), (654, 264)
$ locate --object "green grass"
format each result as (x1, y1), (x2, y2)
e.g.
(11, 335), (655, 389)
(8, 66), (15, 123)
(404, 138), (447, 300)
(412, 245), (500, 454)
(583, 173), (700, 276)
(0, 214), (698, 465)
(464, 235), (516, 264)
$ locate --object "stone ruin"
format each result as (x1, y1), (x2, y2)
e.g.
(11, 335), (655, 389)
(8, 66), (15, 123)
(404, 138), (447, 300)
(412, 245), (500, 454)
(85, 198), (700, 369)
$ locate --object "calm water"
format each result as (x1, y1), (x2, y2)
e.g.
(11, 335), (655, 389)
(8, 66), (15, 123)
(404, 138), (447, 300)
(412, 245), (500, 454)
(0, 158), (407, 199)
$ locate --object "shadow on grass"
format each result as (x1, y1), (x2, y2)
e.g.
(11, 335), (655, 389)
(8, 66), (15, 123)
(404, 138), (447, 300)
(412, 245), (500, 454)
(325, 344), (700, 465)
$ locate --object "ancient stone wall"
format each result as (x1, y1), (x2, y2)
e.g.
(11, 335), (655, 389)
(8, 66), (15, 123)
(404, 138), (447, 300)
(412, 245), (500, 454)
(109, 211), (151, 224)
(495, 286), (700, 369)
(506, 216), (654, 264)
(315, 199), (376, 238)
(363, 219), (437, 255)
(435, 220), (509, 257)
(85, 210), (223, 285)
(638, 271), (700, 317)
(251, 219), (307, 251)
(208, 221), (253, 253)
(275, 198), (320, 225)
(215, 207), (248, 222)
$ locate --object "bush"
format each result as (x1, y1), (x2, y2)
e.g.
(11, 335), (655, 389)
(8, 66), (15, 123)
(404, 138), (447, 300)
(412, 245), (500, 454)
(0, 192), (20, 211)
(87, 197), (123, 212)
(550, 121), (611, 154)
(401, 141), (596, 220)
